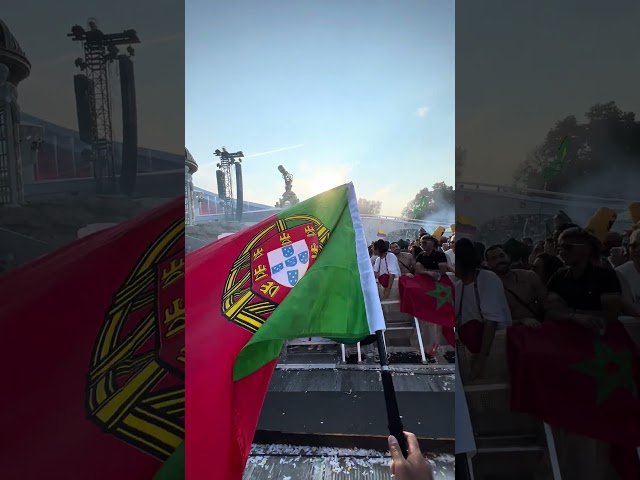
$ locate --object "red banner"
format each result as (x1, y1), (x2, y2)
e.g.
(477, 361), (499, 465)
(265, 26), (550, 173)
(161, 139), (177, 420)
(1, 198), (184, 479)
(399, 274), (455, 346)
(507, 321), (640, 478)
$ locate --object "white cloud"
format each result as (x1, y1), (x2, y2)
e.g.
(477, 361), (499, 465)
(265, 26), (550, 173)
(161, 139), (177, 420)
(416, 106), (429, 118)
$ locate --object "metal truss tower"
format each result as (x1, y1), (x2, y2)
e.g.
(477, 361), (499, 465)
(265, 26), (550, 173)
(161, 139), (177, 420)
(214, 147), (244, 221)
(69, 19), (140, 193)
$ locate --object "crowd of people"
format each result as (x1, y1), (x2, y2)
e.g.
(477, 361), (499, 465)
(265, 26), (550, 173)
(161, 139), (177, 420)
(368, 231), (454, 300)
(365, 230), (455, 360)
(475, 214), (554, 246)
(456, 222), (639, 360)
(455, 211), (640, 480)
(290, 229), (456, 356)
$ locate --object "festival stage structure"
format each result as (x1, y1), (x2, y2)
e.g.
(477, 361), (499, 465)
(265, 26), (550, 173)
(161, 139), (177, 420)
(68, 19), (140, 194)
(214, 146), (244, 221)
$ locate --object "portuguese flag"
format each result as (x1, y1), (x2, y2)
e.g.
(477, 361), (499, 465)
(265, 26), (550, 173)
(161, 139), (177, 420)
(185, 183), (385, 480)
(507, 321), (640, 478)
(1, 198), (185, 479)
(399, 274), (455, 346)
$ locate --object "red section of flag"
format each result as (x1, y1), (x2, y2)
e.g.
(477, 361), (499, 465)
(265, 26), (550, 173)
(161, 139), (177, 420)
(399, 275), (455, 346)
(1, 198), (185, 480)
(187, 213), (295, 480)
(399, 275), (455, 327)
(507, 322), (640, 478)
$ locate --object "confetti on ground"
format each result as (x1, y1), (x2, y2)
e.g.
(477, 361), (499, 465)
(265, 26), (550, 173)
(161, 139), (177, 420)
(245, 444), (454, 479)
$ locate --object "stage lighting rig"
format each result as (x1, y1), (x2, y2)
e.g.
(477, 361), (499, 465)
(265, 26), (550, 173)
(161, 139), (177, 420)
(68, 18), (140, 193)
(214, 147), (245, 221)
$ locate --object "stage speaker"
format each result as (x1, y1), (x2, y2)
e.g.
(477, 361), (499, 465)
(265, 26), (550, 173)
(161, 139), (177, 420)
(73, 74), (96, 145)
(216, 170), (226, 199)
(235, 163), (243, 222)
(119, 56), (138, 196)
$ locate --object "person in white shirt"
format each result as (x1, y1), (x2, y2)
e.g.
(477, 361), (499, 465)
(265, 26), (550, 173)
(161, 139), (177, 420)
(373, 239), (401, 300)
(615, 228), (640, 317)
(369, 244), (378, 267)
(444, 235), (456, 274)
(455, 238), (512, 380)
(455, 269), (512, 330)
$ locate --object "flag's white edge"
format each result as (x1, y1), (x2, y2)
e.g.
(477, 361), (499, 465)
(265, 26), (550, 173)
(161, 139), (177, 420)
(346, 182), (386, 333)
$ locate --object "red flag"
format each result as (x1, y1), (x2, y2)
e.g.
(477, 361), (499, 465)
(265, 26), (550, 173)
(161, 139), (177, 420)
(186, 218), (278, 480)
(187, 183), (387, 479)
(1, 198), (185, 479)
(399, 275), (455, 346)
(507, 321), (640, 478)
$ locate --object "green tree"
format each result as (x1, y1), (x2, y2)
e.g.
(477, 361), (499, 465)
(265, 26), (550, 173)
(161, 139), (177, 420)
(402, 182), (455, 219)
(514, 102), (640, 193)
(357, 198), (382, 215)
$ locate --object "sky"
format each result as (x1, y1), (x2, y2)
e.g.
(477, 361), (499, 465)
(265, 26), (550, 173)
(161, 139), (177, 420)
(456, 0), (640, 185)
(3, 0), (184, 154)
(186, 0), (454, 216)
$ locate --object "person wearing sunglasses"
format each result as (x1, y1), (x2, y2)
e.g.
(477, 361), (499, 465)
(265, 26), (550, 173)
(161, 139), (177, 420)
(544, 227), (622, 332)
(415, 235), (448, 278)
(543, 228), (624, 480)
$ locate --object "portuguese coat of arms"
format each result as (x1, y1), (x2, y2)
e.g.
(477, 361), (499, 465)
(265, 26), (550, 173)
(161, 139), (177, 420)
(86, 218), (185, 460)
(222, 215), (330, 333)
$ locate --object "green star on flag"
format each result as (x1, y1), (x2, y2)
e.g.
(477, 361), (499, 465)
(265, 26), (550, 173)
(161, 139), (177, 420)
(425, 281), (453, 310)
(571, 336), (638, 405)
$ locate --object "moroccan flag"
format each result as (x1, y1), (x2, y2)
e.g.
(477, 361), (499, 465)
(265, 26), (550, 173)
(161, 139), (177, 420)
(186, 183), (386, 480)
(507, 321), (640, 478)
(1, 198), (185, 479)
(399, 275), (455, 346)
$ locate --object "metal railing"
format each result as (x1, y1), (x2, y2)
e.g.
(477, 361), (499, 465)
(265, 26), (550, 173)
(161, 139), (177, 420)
(457, 181), (634, 205)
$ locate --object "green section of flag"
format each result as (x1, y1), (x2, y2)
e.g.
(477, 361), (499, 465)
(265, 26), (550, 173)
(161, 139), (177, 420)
(153, 443), (184, 480)
(572, 336), (637, 405)
(543, 136), (570, 180)
(558, 136), (569, 163)
(426, 282), (453, 309)
(233, 184), (373, 381)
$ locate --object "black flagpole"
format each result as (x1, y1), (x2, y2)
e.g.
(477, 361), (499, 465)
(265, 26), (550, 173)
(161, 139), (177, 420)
(375, 329), (408, 458)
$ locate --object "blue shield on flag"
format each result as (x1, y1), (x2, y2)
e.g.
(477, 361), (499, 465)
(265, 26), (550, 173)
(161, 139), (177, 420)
(267, 240), (311, 288)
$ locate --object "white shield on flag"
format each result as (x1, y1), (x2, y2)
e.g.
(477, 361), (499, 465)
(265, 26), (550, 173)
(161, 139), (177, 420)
(267, 239), (311, 288)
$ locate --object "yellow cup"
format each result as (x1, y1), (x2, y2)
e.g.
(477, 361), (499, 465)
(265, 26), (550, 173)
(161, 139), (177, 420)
(584, 207), (617, 242)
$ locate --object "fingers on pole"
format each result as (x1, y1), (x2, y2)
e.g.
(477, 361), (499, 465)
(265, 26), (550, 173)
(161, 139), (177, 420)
(404, 431), (422, 457)
(388, 435), (404, 462)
